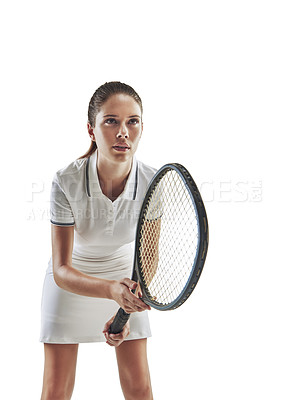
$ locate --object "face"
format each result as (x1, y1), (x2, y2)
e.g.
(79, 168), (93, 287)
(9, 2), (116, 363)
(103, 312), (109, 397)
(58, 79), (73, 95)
(88, 93), (143, 164)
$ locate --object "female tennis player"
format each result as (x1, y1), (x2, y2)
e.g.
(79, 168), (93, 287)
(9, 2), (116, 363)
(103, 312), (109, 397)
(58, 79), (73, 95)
(40, 81), (155, 400)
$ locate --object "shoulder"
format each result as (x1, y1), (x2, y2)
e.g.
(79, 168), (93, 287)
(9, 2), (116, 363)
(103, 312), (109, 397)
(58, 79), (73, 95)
(55, 158), (87, 178)
(53, 158), (87, 190)
(137, 159), (158, 185)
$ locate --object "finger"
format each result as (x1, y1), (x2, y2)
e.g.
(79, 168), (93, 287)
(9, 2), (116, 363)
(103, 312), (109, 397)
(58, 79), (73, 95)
(109, 324), (130, 346)
(104, 331), (120, 341)
(109, 333), (122, 341)
(121, 278), (138, 290)
(106, 340), (116, 347)
(107, 330), (128, 347)
(123, 302), (145, 313)
(103, 320), (111, 332)
(104, 332), (120, 346)
(135, 282), (143, 297)
(103, 315), (115, 332)
(107, 336), (122, 347)
(127, 295), (151, 311)
(123, 305), (148, 313)
(109, 326), (129, 340)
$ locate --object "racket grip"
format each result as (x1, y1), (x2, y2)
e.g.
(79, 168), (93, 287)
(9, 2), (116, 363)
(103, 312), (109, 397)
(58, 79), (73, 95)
(109, 307), (131, 334)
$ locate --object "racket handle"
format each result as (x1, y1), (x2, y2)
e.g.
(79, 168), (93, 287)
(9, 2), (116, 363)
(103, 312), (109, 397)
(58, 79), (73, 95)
(109, 307), (131, 334)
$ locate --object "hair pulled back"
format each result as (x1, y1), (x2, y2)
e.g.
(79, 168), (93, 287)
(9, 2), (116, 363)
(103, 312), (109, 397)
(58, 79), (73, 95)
(79, 81), (143, 159)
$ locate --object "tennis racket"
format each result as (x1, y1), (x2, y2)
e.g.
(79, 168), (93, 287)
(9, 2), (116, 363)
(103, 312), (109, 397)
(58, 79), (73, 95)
(109, 163), (209, 334)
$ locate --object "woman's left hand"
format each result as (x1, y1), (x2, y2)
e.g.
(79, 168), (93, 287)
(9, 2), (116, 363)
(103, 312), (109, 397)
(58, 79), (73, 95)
(103, 315), (130, 347)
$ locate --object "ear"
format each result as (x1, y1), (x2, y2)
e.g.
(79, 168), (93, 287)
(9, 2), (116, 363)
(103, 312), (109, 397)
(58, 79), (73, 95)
(87, 122), (96, 142)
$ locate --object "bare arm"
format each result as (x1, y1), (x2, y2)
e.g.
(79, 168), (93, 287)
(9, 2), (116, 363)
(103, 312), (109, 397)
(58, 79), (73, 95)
(51, 225), (150, 312)
(52, 225), (112, 298)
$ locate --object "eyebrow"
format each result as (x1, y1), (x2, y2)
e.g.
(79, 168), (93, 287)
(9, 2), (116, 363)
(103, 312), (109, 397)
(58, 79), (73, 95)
(103, 114), (141, 118)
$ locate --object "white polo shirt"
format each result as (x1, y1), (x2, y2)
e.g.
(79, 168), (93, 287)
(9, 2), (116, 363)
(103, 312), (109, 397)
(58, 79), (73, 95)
(50, 150), (157, 260)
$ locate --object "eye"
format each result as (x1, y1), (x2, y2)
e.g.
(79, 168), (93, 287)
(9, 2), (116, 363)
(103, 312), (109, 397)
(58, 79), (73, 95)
(105, 118), (117, 124)
(128, 118), (139, 125)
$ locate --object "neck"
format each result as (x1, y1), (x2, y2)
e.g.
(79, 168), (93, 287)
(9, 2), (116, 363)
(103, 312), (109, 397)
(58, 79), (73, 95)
(96, 153), (133, 200)
(97, 154), (132, 182)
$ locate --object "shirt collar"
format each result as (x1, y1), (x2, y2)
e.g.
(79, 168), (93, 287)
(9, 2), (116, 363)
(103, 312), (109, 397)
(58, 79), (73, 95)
(86, 150), (138, 200)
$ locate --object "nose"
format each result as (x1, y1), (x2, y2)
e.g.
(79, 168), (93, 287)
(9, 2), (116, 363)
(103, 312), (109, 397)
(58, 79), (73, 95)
(116, 123), (129, 139)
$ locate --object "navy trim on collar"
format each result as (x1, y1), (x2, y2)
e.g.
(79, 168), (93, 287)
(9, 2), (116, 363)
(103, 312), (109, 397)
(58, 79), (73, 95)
(133, 162), (138, 200)
(86, 153), (138, 200)
(86, 157), (91, 197)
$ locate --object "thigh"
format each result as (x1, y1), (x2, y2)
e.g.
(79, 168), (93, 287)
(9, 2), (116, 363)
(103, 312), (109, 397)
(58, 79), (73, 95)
(115, 339), (153, 398)
(42, 344), (79, 393)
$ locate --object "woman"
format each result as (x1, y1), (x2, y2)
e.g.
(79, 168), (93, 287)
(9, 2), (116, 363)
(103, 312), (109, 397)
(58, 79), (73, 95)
(40, 81), (156, 400)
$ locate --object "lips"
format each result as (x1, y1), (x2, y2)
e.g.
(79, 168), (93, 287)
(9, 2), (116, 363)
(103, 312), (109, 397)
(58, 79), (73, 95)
(112, 144), (130, 151)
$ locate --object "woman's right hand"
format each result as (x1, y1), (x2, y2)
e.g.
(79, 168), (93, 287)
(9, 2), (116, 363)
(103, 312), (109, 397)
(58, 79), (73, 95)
(110, 278), (151, 313)
(103, 315), (130, 347)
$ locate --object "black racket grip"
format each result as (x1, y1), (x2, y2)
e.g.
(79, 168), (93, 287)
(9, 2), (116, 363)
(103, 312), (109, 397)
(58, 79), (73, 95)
(109, 307), (131, 334)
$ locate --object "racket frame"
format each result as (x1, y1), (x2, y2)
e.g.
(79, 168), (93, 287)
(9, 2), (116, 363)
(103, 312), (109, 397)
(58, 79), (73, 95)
(135, 163), (208, 310)
(108, 163), (209, 334)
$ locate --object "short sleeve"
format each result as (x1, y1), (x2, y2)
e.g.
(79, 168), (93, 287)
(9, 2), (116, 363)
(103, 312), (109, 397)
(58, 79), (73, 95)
(50, 175), (75, 226)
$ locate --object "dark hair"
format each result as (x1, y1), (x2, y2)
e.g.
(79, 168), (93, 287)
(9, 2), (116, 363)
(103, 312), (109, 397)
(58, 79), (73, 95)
(79, 81), (143, 159)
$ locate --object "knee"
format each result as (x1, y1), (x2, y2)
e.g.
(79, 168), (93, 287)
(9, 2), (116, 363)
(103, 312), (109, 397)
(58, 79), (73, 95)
(132, 384), (152, 400)
(41, 388), (72, 400)
(122, 377), (153, 400)
(41, 378), (75, 400)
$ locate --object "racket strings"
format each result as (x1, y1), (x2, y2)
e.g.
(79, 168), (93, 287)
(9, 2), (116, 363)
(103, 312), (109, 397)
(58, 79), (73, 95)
(139, 170), (199, 305)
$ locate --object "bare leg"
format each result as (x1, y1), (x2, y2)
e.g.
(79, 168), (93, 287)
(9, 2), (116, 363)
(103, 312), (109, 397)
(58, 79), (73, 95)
(41, 343), (79, 400)
(115, 338), (153, 400)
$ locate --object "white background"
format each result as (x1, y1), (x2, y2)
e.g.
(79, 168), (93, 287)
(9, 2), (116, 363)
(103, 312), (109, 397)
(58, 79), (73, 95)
(0, 0), (289, 399)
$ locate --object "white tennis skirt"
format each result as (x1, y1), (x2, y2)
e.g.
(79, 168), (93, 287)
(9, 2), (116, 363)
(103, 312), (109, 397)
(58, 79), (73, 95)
(39, 252), (151, 344)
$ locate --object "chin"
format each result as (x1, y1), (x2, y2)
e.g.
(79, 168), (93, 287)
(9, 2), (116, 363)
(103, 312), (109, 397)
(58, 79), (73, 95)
(112, 147), (135, 158)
